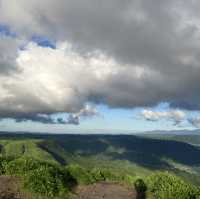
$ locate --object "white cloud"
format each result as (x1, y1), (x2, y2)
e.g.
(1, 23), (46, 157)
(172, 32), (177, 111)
(1, 0), (200, 126)
(67, 104), (99, 125)
(0, 0), (199, 112)
(141, 109), (186, 125)
(0, 41), (148, 121)
(188, 117), (200, 128)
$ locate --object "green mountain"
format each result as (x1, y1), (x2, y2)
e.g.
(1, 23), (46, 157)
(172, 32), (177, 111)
(0, 132), (200, 185)
(1, 132), (200, 198)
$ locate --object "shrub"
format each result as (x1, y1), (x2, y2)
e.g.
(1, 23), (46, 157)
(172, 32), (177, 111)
(99, 168), (120, 182)
(67, 165), (125, 184)
(3, 157), (76, 197)
(134, 178), (147, 193)
(0, 156), (14, 175)
(24, 165), (76, 197)
(122, 174), (136, 185)
(5, 157), (46, 176)
(67, 164), (94, 184)
(146, 172), (198, 199)
(196, 188), (200, 199)
(90, 167), (105, 182)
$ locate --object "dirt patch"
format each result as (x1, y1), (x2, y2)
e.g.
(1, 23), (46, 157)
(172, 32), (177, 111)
(0, 176), (22, 199)
(72, 182), (137, 199)
(0, 176), (35, 199)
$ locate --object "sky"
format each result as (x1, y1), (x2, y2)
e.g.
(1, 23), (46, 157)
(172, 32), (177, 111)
(1, 0), (200, 133)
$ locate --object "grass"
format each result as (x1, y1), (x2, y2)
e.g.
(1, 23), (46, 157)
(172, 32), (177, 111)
(0, 139), (58, 163)
(1, 134), (200, 187)
(146, 172), (199, 199)
(73, 155), (151, 178)
(0, 138), (151, 179)
(0, 156), (200, 199)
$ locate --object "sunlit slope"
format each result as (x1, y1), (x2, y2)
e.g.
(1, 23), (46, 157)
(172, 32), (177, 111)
(0, 139), (57, 163)
(0, 133), (200, 184)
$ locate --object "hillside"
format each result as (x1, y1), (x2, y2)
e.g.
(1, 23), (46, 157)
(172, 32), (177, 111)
(140, 133), (200, 146)
(0, 132), (200, 198)
(0, 132), (200, 185)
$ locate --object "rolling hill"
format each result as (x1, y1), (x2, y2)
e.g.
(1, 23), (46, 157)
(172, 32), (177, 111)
(0, 132), (200, 185)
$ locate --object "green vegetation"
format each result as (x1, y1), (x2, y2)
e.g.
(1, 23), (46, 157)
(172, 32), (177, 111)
(0, 156), (13, 174)
(0, 139), (57, 163)
(0, 156), (137, 198)
(5, 157), (48, 175)
(134, 178), (147, 193)
(146, 172), (199, 199)
(0, 157), (74, 198)
(23, 165), (75, 197)
(0, 133), (200, 198)
(67, 164), (95, 184)
(66, 164), (134, 185)
(0, 156), (200, 199)
(134, 178), (147, 199)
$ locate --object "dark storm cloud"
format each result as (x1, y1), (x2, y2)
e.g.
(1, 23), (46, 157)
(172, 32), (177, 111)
(15, 114), (56, 124)
(14, 113), (78, 125)
(0, 0), (200, 123)
(0, 104), (98, 125)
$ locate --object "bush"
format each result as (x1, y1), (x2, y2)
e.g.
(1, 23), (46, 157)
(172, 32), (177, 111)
(67, 164), (95, 184)
(196, 187), (200, 199)
(122, 174), (136, 185)
(67, 165), (125, 185)
(90, 167), (105, 182)
(99, 168), (121, 182)
(0, 156), (14, 175)
(24, 165), (76, 197)
(134, 178), (147, 193)
(134, 178), (147, 199)
(2, 157), (76, 197)
(5, 157), (47, 176)
(147, 172), (198, 199)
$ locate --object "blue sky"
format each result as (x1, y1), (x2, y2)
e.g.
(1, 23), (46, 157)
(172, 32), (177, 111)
(0, 103), (197, 133)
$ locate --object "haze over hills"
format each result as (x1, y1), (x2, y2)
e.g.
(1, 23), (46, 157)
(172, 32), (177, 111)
(141, 129), (200, 135)
(1, 128), (200, 135)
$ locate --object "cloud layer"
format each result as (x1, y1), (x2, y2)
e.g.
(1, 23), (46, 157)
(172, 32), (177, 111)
(1, 1), (200, 124)
(188, 117), (200, 128)
(14, 104), (99, 125)
(141, 109), (186, 125)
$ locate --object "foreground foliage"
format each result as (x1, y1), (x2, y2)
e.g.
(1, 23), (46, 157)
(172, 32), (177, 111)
(0, 157), (76, 197)
(0, 156), (200, 199)
(66, 164), (127, 185)
(146, 172), (199, 199)
(24, 165), (75, 197)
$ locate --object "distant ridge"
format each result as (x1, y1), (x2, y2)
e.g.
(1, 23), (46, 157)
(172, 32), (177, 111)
(0, 129), (199, 135)
(141, 129), (200, 136)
